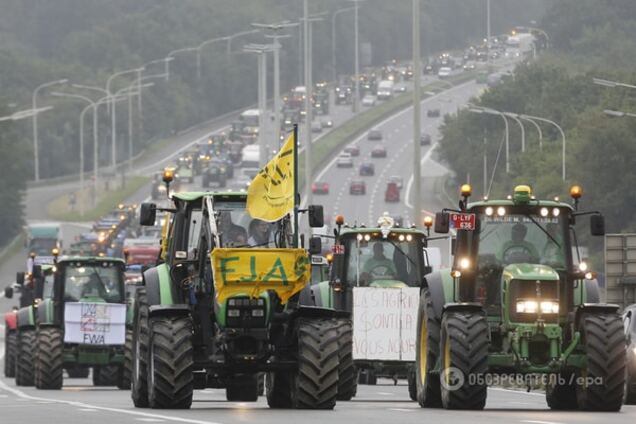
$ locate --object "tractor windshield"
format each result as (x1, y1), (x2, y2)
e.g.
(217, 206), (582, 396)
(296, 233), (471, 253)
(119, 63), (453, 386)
(213, 199), (285, 248)
(474, 212), (568, 270)
(343, 233), (424, 287)
(63, 261), (123, 303)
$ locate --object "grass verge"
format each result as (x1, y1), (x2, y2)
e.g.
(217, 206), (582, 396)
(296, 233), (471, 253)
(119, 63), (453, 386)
(46, 176), (150, 222)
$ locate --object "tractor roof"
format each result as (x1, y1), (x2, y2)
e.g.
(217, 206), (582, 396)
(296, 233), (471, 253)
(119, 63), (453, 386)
(340, 226), (427, 236)
(467, 199), (574, 211)
(171, 191), (248, 204)
(58, 256), (125, 265)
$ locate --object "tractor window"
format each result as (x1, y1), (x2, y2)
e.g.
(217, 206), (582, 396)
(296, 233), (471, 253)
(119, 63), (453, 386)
(214, 200), (284, 248)
(63, 262), (123, 303)
(475, 214), (567, 269)
(186, 209), (203, 258)
(43, 274), (54, 298)
(344, 236), (423, 287)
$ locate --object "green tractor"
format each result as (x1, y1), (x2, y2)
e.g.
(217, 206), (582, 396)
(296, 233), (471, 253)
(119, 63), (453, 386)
(304, 213), (434, 400)
(415, 184), (625, 411)
(13, 255), (128, 389)
(131, 191), (349, 409)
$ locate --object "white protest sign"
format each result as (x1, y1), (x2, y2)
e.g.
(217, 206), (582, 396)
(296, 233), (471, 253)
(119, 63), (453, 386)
(64, 302), (126, 345)
(352, 287), (420, 361)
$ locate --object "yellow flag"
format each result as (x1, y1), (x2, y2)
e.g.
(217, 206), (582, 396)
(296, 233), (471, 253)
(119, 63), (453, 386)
(246, 132), (295, 222)
(211, 248), (310, 304)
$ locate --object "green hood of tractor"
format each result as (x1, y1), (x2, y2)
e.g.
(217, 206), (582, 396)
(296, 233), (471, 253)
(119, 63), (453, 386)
(502, 263), (559, 282)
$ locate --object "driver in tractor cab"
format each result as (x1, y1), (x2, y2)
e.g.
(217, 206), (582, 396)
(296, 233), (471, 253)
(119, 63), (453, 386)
(218, 211), (247, 246)
(360, 242), (397, 284)
(82, 272), (107, 299)
(497, 223), (540, 265)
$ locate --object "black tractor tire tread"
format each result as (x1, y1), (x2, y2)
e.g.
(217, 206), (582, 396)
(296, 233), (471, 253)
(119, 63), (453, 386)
(335, 319), (357, 401)
(15, 330), (36, 386)
(266, 370), (294, 408)
(35, 327), (64, 390)
(416, 289), (442, 407)
(440, 311), (489, 410)
(132, 288), (150, 408)
(118, 328), (133, 390)
(576, 313), (625, 411)
(546, 375), (577, 410)
(4, 330), (16, 378)
(147, 316), (194, 409)
(93, 365), (120, 386)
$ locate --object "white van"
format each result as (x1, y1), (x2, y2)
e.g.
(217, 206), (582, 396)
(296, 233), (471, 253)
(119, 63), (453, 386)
(241, 144), (260, 168)
(376, 80), (394, 100)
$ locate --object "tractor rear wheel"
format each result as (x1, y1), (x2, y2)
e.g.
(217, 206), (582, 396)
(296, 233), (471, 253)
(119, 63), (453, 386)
(93, 365), (120, 386)
(415, 289), (442, 407)
(336, 319), (357, 401)
(4, 330), (16, 378)
(117, 328), (133, 390)
(625, 367), (636, 405)
(293, 318), (339, 409)
(266, 370), (293, 408)
(147, 315), (194, 409)
(546, 375), (577, 410)
(15, 329), (36, 386)
(576, 313), (625, 411)
(439, 310), (488, 410)
(35, 327), (64, 389)
(408, 371), (417, 401)
(132, 288), (149, 407)
(226, 374), (258, 402)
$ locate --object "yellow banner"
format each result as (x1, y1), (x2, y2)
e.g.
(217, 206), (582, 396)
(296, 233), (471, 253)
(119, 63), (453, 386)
(211, 248), (310, 304)
(246, 132), (294, 222)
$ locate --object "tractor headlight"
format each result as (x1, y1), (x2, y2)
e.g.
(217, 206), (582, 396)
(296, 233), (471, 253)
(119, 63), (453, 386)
(516, 300), (559, 314)
(459, 257), (471, 270)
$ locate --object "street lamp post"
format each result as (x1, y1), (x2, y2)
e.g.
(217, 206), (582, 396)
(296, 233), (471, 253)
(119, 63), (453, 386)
(32, 78), (68, 181)
(520, 116), (542, 150)
(349, 0), (364, 113)
(331, 7), (356, 82)
(244, 44), (274, 168)
(412, 0), (422, 227)
(106, 67), (144, 170)
(520, 113), (566, 180)
(0, 107), (52, 122)
(505, 113), (525, 152)
(196, 36), (230, 80)
(166, 48), (197, 80)
(469, 106), (511, 173)
(604, 109), (636, 119)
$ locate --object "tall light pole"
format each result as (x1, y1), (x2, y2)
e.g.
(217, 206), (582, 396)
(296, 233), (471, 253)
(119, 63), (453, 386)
(469, 106), (511, 173)
(520, 115), (542, 150)
(412, 0), (422, 227)
(244, 44), (274, 168)
(253, 21), (298, 146)
(331, 6), (356, 82)
(350, 0), (364, 113)
(505, 113), (525, 152)
(166, 47), (197, 80)
(593, 77), (636, 90)
(486, 0), (491, 71)
(196, 36), (230, 80)
(226, 29), (261, 55)
(32, 78), (68, 181)
(0, 107), (52, 123)
(106, 67), (144, 170)
(144, 57), (173, 81)
(604, 109), (636, 119)
(519, 113), (566, 180)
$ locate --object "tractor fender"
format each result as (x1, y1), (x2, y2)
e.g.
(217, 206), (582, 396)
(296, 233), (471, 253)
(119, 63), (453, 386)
(36, 298), (56, 325)
(442, 302), (485, 315)
(583, 279), (600, 303)
(574, 303), (620, 328)
(423, 271), (449, 321)
(284, 305), (350, 321)
(298, 284), (316, 306)
(4, 310), (17, 330)
(16, 306), (34, 329)
(148, 304), (191, 318)
(143, 264), (176, 307)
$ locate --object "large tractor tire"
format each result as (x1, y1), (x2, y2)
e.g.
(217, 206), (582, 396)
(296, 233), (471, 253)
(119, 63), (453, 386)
(66, 367), (90, 379)
(226, 374), (259, 402)
(408, 371), (417, 401)
(35, 327), (64, 390)
(625, 367), (636, 405)
(132, 288), (150, 408)
(257, 373), (265, 396)
(267, 319), (339, 409)
(147, 315), (194, 409)
(117, 328), (133, 390)
(546, 375), (577, 410)
(15, 329), (36, 386)
(336, 319), (357, 401)
(575, 313), (625, 411)
(93, 365), (120, 386)
(439, 310), (489, 410)
(4, 330), (16, 378)
(415, 289), (442, 407)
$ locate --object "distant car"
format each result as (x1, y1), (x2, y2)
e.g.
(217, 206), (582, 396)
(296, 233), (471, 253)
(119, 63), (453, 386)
(623, 305), (636, 404)
(311, 181), (330, 195)
(393, 83), (407, 93)
(463, 62), (476, 71)
(427, 108), (441, 118)
(371, 145), (387, 158)
(362, 95), (377, 107)
(437, 67), (452, 78)
(385, 182), (400, 202)
(349, 179), (366, 195)
(388, 175), (403, 189)
(344, 144), (360, 157)
(359, 162), (375, 176)
(311, 120), (323, 133)
(337, 152), (354, 168)
(367, 129), (383, 141)
(321, 116), (334, 128)
(421, 133), (432, 145)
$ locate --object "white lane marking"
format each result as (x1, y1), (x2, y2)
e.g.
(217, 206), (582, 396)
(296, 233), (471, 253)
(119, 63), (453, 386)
(489, 387), (544, 397)
(136, 419), (166, 423)
(376, 391), (395, 396)
(0, 380), (223, 424)
(388, 408), (414, 412)
(521, 421), (565, 424)
(78, 408), (98, 412)
(404, 143), (437, 209)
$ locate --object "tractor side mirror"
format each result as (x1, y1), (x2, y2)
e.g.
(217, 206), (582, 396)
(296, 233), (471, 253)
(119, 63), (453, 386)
(590, 214), (605, 236)
(434, 212), (449, 234)
(308, 205), (324, 228)
(4, 286), (13, 299)
(16, 272), (25, 286)
(308, 237), (322, 255)
(139, 203), (157, 226)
